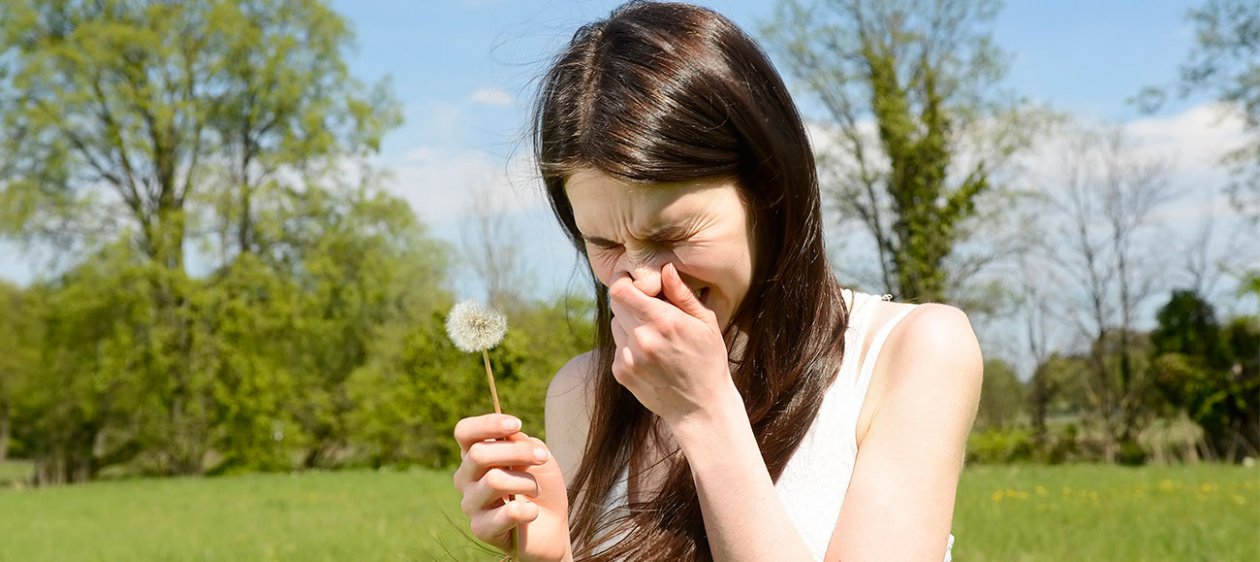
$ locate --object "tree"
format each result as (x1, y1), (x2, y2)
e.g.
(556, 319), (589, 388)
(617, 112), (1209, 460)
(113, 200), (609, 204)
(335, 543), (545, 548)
(976, 359), (1024, 429)
(0, 0), (400, 477)
(763, 0), (1033, 302)
(1150, 290), (1260, 461)
(460, 185), (535, 312)
(1138, 0), (1260, 221)
(1011, 250), (1064, 442)
(1036, 121), (1178, 462)
(281, 183), (449, 469)
(13, 243), (156, 484)
(0, 280), (38, 463)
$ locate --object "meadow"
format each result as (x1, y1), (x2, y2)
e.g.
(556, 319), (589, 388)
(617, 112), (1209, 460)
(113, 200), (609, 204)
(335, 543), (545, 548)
(1, 461), (1257, 561)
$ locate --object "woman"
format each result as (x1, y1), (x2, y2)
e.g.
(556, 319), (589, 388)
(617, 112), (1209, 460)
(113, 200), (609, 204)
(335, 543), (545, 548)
(451, 2), (982, 560)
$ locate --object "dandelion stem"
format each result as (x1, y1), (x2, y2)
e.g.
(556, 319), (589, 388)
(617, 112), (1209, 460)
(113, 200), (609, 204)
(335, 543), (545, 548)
(482, 349), (502, 414)
(482, 348), (517, 560)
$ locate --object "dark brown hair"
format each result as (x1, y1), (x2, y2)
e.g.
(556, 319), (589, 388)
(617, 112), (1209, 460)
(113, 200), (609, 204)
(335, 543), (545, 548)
(532, 2), (848, 559)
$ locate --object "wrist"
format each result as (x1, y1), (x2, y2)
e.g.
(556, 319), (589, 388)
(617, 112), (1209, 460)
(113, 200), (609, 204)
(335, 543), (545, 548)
(666, 380), (751, 459)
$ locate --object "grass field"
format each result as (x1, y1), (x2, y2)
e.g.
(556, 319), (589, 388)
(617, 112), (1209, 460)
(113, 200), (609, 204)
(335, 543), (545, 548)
(1, 462), (1257, 561)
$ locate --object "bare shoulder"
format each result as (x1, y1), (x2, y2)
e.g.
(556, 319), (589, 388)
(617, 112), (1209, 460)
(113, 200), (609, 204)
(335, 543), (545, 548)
(547, 350), (597, 401)
(881, 303), (983, 387)
(856, 302), (982, 446)
(545, 350), (598, 485)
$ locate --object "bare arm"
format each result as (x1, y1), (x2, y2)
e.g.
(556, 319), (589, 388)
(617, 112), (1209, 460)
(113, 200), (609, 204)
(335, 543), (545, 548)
(827, 304), (983, 561)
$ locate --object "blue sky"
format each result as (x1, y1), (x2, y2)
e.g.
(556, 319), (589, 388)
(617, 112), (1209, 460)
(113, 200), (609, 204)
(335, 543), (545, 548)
(330, 0), (1207, 160)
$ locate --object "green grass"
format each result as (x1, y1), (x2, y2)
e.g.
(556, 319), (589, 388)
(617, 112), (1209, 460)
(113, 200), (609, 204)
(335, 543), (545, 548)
(0, 466), (484, 562)
(954, 464), (1260, 561)
(1, 462), (1257, 561)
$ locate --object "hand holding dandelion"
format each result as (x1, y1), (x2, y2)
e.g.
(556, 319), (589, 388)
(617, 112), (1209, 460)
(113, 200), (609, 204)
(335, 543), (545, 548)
(446, 300), (519, 560)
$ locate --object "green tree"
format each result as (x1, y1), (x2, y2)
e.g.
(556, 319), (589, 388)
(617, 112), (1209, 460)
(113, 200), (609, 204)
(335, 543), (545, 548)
(1151, 290), (1260, 461)
(0, 0), (400, 477)
(13, 243), (157, 484)
(976, 359), (1025, 429)
(282, 184), (449, 469)
(1031, 353), (1093, 421)
(763, 0), (1033, 302)
(0, 280), (39, 462)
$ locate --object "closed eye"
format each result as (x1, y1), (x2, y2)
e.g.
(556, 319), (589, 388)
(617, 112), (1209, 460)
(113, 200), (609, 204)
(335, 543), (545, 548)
(584, 237), (622, 251)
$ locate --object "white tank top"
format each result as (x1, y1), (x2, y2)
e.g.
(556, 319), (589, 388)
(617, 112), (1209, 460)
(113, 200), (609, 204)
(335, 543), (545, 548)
(600, 290), (954, 561)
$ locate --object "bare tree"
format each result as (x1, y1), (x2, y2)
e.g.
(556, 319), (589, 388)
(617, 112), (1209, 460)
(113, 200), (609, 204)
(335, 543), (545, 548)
(460, 186), (534, 311)
(1014, 250), (1061, 441)
(1036, 121), (1178, 461)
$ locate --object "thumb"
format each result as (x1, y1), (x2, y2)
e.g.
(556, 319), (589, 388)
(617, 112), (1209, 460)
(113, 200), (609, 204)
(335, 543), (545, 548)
(661, 263), (710, 321)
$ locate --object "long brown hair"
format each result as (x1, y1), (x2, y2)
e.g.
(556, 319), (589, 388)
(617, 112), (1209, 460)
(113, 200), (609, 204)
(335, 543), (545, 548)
(532, 2), (848, 559)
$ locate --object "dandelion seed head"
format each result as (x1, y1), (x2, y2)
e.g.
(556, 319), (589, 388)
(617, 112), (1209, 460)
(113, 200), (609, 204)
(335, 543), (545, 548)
(446, 300), (508, 352)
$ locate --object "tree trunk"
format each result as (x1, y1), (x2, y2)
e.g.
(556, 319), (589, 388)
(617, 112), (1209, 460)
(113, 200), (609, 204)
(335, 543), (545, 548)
(0, 397), (9, 463)
(1030, 368), (1048, 443)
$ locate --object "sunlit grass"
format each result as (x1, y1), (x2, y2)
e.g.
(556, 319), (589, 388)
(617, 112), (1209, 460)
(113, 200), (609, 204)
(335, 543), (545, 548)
(1, 461), (1257, 561)
(954, 464), (1260, 561)
(0, 466), (483, 562)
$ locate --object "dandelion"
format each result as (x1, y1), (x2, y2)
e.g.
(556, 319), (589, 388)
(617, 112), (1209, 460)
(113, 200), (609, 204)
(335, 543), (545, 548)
(446, 299), (517, 560)
(446, 300), (509, 413)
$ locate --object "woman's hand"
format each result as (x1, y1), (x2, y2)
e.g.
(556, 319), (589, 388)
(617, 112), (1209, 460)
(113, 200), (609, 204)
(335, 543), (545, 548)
(608, 262), (739, 429)
(453, 414), (571, 562)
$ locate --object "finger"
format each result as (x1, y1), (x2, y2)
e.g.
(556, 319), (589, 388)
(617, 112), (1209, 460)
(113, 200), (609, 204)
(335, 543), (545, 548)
(610, 312), (629, 347)
(454, 414), (522, 452)
(608, 273), (664, 322)
(609, 298), (639, 333)
(464, 438), (551, 479)
(462, 468), (541, 512)
(661, 262), (713, 322)
(470, 499), (540, 546)
(611, 341), (636, 386)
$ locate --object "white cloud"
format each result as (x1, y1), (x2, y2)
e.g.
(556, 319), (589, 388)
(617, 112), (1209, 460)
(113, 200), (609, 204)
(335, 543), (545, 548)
(1027, 103), (1246, 223)
(379, 146), (586, 300)
(385, 145), (545, 225)
(470, 88), (513, 107)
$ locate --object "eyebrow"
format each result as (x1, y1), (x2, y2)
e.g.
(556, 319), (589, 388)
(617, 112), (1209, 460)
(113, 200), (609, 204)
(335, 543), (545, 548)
(583, 223), (692, 247)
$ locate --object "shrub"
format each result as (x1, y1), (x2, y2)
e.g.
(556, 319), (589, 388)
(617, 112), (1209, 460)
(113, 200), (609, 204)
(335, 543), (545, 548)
(967, 427), (1035, 463)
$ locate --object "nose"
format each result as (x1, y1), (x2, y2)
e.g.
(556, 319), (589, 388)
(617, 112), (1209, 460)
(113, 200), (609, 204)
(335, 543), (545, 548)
(617, 251), (669, 298)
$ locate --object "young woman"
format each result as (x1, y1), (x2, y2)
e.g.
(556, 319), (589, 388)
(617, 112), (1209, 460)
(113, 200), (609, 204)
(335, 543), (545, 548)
(451, 2), (982, 560)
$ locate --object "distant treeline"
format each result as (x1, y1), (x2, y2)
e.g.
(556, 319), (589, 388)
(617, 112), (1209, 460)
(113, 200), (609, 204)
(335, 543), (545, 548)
(972, 287), (1259, 465)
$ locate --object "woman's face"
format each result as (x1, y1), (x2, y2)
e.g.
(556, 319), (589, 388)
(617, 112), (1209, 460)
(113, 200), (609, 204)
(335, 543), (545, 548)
(564, 168), (756, 331)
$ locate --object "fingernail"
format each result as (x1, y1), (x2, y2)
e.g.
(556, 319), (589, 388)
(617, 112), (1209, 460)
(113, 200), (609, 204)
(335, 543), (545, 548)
(502, 417), (521, 431)
(533, 447), (549, 462)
